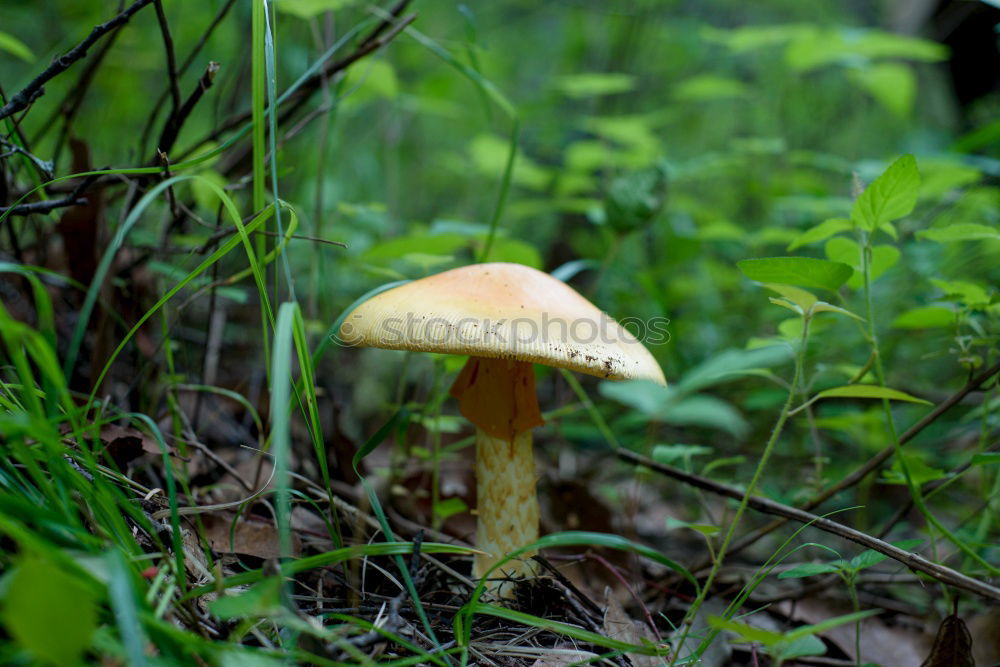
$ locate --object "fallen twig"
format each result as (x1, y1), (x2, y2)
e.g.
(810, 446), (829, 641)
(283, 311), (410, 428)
(616, 448), (1000, 601)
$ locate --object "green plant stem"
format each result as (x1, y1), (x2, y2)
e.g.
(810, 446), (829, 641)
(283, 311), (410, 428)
(671, 316), (811, 665)
(860, 235), (998, 575)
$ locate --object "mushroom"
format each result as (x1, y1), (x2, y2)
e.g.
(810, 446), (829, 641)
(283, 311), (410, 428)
(339, 262), (665, 591)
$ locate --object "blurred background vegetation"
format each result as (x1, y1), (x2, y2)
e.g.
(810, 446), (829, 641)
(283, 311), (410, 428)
(0, 0), (998, 664)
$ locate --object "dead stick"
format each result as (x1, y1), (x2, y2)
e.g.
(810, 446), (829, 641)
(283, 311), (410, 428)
(616, 448), (1000, 601)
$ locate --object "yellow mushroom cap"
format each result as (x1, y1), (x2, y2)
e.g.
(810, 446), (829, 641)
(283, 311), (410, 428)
(339, 262), (666, 384)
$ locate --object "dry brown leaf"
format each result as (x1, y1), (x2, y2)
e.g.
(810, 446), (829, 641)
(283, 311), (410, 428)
(529, 647), (600, 666)
(202, 512), (301, 559)
(603, 587), (665, 666)
(99, 424), (166, 468)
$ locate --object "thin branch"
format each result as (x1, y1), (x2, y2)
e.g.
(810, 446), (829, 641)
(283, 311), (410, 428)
(615, 448), (1000, 601)
(180, 5), (416, 156)
(0, 0), (158, 121)
(0, 172), (101, 217)
(0, 137), (54, 181)
(156, 61), (221, 158)
(153, 0), (182, 115)
(138, 0), (238, 154)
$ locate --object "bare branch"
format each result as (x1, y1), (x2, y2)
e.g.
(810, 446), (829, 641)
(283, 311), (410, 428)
(0, 172), (101, 217)
(156, 61), (221, 159)
(616, 448), (1000, 601)
(0, 0), (158, 121)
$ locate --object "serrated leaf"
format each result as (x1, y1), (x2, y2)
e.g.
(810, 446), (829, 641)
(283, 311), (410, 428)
(778, 562), (841, 579)
(918, 223), (1000, 243)
(814, 385), (931, 405)
(787, 217), (852, 250)
(851, 155), (920, 231)
(737, 257), (853, 290)
(892, 306), (954, 329)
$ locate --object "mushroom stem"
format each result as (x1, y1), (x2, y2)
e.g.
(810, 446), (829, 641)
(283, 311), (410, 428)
(449, 356), (545, 592)
(474, 427), (539, 583)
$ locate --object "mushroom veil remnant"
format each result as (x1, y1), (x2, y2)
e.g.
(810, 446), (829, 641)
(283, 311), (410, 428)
(339, 262), (665, 591)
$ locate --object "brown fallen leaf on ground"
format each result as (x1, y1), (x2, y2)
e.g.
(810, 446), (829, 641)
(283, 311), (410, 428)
(99, 423), (170, 468)
(603, 587), (665, 666)
(202, 512), (301, 559)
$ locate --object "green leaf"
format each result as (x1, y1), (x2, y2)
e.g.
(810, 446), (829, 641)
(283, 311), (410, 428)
(363, 232), (468, 262)
(1, 556), (98, 665)
(787, 217), (852, 250)
(553, 72), (636, 98)
(738, 257), (853, 290)
(604, 167), (668, 232)
(210, 577), (284, 620)
(851, 63), (915, 118)
(848, 539), (922, 571)
(918, 223), (1000, 243)
(814, 385), (931, 405)
(433, 497), (468, 521)
(930, 279), (991, 308)
(764, 284), (817, 312)
(971, 452), (1000, 466)
(708, 616), (786, 646)
(851, 155), (920, 231)
(786, 609), (882, 640)
(811, 302), (864, 320)
(651, 443), (714, 464)
(0, 31), (34, 62)
(660, 395), (749, 439)
(487, 238), (543, 268)
(666, 517), (720, 537)
(882, 454), (947, 486)
(342, 59), (398, 103)
(779, 635), (827, 660)
(778, 562), (841, 579)
(892, 306), (954, 329)
(824, 238), (899, 287)
(677, 345), (793, 393)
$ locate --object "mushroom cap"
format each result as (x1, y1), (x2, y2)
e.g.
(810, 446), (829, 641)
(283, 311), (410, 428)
(339, 262), (666, 384)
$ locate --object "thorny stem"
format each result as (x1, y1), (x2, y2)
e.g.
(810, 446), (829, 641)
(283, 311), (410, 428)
(670, 315), (812, 664)
(860, 233), (998, 576)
